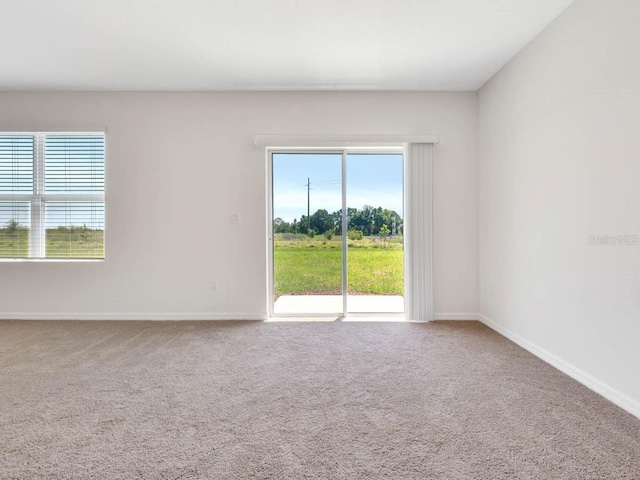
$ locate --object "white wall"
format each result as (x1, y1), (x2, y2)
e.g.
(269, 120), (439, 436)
(0, 92), (478, 319)
(479, 0), (640, 416)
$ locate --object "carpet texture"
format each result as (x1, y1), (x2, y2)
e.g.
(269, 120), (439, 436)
(0, 320), (638, 479)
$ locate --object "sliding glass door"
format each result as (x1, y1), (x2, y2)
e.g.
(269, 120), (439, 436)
(270, 150), (404, 317)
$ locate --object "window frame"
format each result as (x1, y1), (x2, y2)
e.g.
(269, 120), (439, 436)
(0, 131), (106, 262)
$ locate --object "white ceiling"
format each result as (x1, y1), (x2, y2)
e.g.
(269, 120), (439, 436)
(1, 0), (575, 91)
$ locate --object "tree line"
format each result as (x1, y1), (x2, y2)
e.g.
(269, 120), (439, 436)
(274, 205), (402, 237)
(0, 220), (101, 243)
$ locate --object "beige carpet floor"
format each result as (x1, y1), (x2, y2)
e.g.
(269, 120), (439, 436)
(0, 320), (638, 479)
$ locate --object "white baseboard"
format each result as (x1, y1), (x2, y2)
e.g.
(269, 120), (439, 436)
(0, 312), (267, 321)
(478, 314), (640, 420)
(1, 312), (480, 322)
(433, 312), (480, 320)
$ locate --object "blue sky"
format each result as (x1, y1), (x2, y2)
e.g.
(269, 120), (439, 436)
(273, 153), (403, 223)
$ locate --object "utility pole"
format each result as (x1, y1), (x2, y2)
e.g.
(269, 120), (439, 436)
(306, 177), (311, 234)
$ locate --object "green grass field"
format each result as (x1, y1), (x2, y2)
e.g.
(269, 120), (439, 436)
(274, 234), (403, 297)
(0, 229), (104, 258)
(2, 230), (400, 296)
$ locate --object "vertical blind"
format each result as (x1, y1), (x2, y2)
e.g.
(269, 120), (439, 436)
(0, 133), (105, 259)
(405, 143), (434, 321)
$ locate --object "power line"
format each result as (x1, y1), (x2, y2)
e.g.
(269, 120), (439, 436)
(312, 180), (341, 185)
(306, 177), (310, 232)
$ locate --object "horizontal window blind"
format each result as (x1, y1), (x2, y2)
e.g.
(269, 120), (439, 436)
(0, 136), (33, 194)
(0, 133), (105, 259)
(45, 135), (105, 194)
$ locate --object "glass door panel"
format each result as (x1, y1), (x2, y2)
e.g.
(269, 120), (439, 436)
(272, 153), (343, 315)
(346, 154), (404, 313)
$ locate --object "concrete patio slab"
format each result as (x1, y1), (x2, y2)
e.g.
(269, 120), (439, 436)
(273, 295), (404, 315)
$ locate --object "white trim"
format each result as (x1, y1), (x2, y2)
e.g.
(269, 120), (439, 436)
(341, 151), (348, 314)
(0, 312), (266, 321)
(478, 314), (640, 420)
(267, 148), (409, 318)
(0, 258), (104, 263)
(433, 312), (480, 320)
(266, 151), (275, 317)
(254, 134), (440, 148)
(402, 153), (412, 320)
(29, 199), (45, 258)
(40, 194), (105, 202)
(0, 129), (107, 135)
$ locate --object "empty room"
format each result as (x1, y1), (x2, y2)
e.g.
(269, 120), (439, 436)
(1, 0), (639, 478)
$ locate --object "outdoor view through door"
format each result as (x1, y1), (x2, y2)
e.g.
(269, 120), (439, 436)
(272, 152), (404, 316)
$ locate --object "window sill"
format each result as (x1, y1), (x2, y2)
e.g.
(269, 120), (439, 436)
(0, 258), (105, 263)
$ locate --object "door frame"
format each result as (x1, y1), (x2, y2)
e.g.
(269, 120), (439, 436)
(266, 146), (406, 318)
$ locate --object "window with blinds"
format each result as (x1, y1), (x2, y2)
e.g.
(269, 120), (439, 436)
(0, 133), (105, 259)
